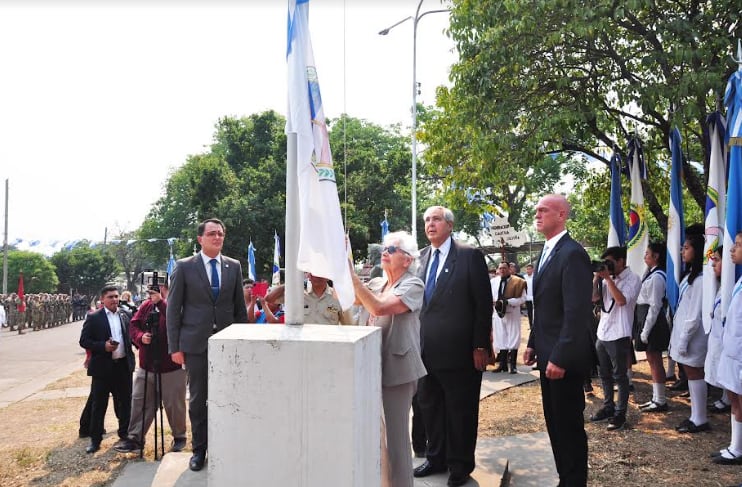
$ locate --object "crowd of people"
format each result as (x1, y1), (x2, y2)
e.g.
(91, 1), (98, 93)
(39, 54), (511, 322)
(1, 293), (74, 333)
(72, 202), (742, 487)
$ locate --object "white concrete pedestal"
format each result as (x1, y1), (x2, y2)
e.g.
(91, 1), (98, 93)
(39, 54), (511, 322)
(208, 324), (382, 486)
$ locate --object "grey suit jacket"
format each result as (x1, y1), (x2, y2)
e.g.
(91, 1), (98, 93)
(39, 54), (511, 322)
(527, 233), (593, 373)
(417, 238), (492, 370)
(166, 252), (248, 354)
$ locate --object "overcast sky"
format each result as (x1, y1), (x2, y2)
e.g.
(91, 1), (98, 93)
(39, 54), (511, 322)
(0, 0), (456, 253)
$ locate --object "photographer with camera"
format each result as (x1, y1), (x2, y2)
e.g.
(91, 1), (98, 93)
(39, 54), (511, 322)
(589, 246), (641, 431)
(114, 280), (187, 455)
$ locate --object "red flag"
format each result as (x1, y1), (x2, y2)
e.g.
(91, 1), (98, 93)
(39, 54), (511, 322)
(17, 272), (26, 313)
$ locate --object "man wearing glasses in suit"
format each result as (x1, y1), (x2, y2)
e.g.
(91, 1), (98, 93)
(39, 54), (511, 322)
(167, 218), (248, 471)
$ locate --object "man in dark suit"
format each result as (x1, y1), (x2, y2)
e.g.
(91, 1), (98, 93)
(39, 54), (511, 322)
(166, 218), (248, 471)
(79, 285), (136, 454)
(524, 194), (593, 486)
(413, 206), (492, 487)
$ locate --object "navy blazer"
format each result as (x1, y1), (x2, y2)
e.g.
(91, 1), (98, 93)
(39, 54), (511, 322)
(417, 238), (493, 370)
(527, 233), (593, 373)
(79, 306), (135, 377)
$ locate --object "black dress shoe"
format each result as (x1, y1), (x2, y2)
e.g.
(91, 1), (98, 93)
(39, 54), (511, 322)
(413, 460), (447, 478)
(171, 437), (187, 453)
(189, 451), (206, 471)
(85, 442), (100, 454)
(447, 473), (472, 486)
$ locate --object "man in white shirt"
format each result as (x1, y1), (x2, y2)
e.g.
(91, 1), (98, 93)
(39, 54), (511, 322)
(524, 264), (534, 329)
(589, 246), (641, 431)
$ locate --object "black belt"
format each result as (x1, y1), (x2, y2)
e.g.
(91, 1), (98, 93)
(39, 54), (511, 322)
(112, 357), (127, 363)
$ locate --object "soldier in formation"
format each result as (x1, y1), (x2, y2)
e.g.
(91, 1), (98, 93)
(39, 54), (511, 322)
(1, 293), (72, 332)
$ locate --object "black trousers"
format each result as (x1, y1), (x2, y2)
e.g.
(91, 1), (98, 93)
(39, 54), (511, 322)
(417, 368), (482, 476)
(540, 372), (588, 487)
(526, 300), (534, 328)
(185, 352), (209, 454)
(89, 359), (132, 444)
(411, 391), (426, 454)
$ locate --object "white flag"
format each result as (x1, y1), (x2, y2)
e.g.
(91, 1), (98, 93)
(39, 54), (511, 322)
(286, 0), (353, 309)
(626, 137), (648, 276)
(703, 113), (726, 332)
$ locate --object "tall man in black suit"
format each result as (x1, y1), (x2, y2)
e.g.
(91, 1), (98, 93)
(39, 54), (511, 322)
(414, 206), (492, 487)
(166, 218), (248, 471)
(524, 194), (593, 486)
(79, 285), (136, 454)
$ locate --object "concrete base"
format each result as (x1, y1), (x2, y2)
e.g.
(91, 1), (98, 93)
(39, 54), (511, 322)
(209, 324), (382, 486)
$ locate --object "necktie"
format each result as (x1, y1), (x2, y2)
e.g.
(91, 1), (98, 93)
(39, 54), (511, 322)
(210, 258), (220, 300)
(425, 249), (440, 302)
(538, 245), (549, 271)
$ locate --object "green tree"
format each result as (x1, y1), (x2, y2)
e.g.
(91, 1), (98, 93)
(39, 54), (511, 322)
(139, 111), (415, 273)
(3, 250), (59, 294)
(442, 0), (739, 231)
(50, 243), (120, 296)
(329, 114), (422, 258)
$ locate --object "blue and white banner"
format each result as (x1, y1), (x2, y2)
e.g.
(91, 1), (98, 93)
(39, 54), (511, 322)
(247, 241), (257, 282)
(607, 151), (626, 247)
(722, 67), (742, 320)
(272, 231), (281, 287)
(667, 128), (685, 315)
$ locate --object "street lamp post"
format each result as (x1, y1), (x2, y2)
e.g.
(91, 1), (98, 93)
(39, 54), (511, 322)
(379, 0), (449, 241)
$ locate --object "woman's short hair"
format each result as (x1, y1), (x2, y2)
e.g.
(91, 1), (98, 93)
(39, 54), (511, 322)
(383, 231), (419, 272)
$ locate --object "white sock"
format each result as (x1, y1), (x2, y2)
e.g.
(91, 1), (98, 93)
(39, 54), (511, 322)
(653, 382), (667, 405)
(727, 418), (742, 457)
(688, 379), (708, 426)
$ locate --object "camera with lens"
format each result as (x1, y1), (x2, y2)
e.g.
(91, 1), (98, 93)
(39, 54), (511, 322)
(591, 259), (615, 275)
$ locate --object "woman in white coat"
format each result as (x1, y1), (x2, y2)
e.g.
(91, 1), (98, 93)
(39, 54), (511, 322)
(669, 225), (709, 433)
(713, 232), (742, 464)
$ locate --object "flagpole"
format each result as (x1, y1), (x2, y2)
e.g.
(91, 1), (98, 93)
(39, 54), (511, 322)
(2, 178), (8, 295)
(285, 132), (304, 325)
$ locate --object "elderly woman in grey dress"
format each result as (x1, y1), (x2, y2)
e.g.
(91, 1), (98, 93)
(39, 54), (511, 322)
(351, 231), (427, 487)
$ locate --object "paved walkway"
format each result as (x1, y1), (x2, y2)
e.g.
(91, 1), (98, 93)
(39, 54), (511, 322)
(0, 321), (85, 408)
(0, 323), (558, 486)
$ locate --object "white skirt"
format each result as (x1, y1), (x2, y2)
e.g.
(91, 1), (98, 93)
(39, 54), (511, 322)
(717, 355), (742, 395)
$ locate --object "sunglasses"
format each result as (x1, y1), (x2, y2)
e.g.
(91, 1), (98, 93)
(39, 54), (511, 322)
(383, 245), (410, 255)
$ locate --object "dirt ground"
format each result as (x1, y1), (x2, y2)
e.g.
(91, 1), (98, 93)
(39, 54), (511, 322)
(1, 326), (740, 486)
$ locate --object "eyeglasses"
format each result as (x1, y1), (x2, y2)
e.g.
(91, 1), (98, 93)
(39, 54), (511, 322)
(382, 245), (410, 256)
(204, 231), (225, 238)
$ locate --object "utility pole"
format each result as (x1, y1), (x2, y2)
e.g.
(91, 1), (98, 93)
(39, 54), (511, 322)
(2, 179), (8, 295)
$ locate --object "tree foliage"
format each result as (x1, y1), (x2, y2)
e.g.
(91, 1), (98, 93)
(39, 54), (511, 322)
(138, 111), (415, 274)
(50, 243), (119, 296)
(441, 0), (739, 233)
(3, 250), (59, 294)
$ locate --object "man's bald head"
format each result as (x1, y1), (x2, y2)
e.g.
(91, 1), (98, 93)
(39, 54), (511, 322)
(534, 194), (570, 239)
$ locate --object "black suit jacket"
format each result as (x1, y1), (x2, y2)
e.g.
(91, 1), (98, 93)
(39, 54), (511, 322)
(79, 307), (135, 377)
(527, 233), (593, 373)
(418, 238), (493, 370)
